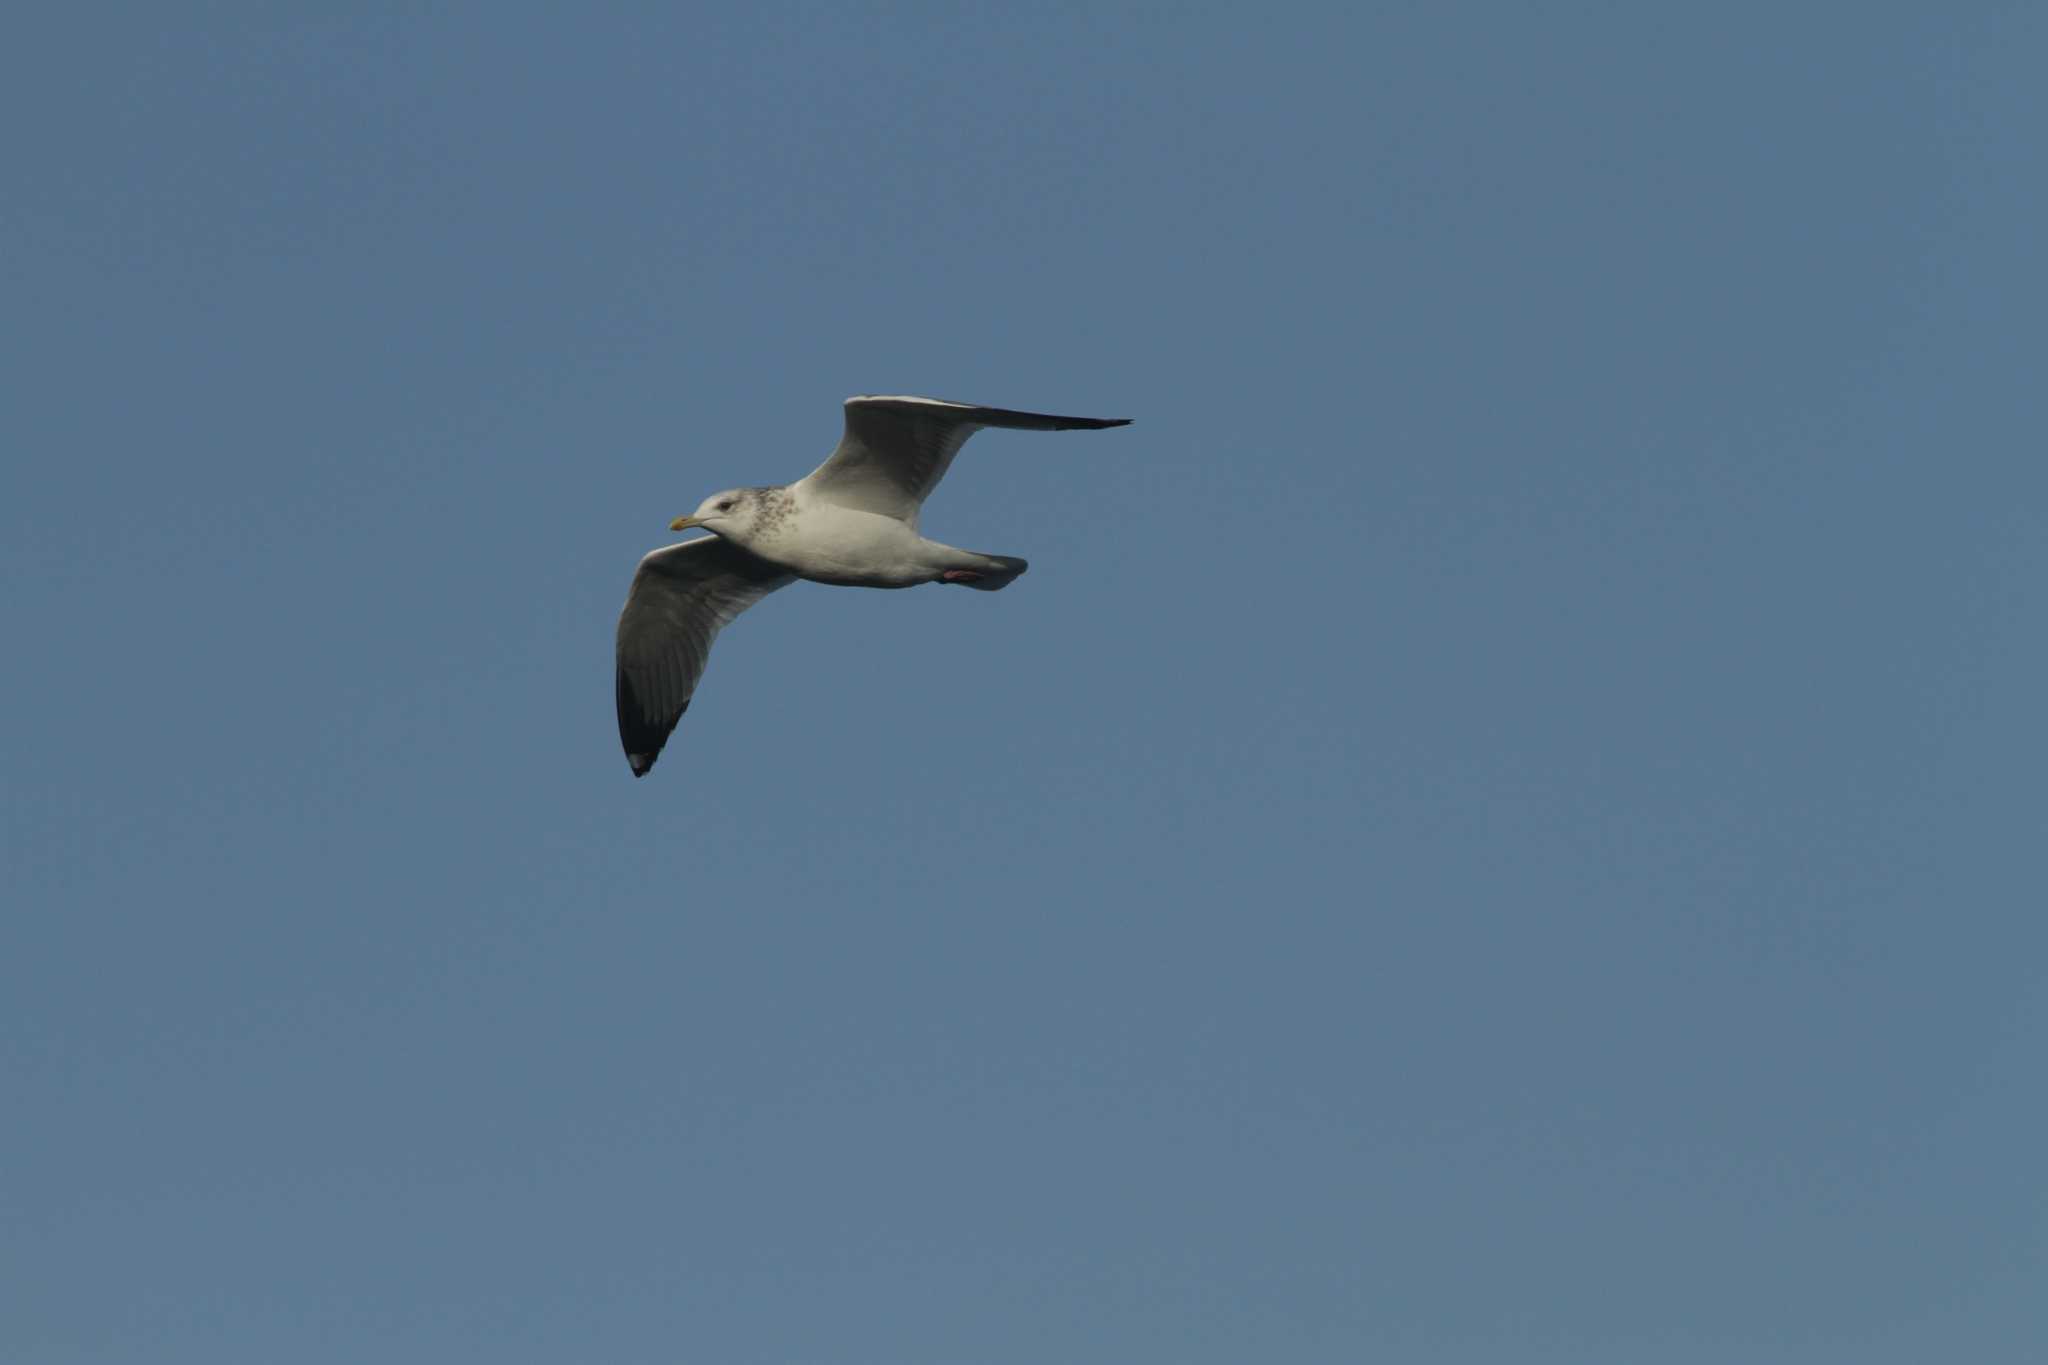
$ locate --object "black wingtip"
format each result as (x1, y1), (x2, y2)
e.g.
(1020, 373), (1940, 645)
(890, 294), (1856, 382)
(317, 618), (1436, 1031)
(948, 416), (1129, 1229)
(618, 676), (686, 779)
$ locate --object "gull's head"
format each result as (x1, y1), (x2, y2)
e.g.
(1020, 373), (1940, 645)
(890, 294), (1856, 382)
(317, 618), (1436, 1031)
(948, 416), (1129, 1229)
(670, 487), (766, 539)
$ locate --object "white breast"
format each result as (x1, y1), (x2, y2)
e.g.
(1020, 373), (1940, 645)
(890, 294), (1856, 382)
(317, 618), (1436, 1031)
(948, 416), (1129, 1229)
(762, 492), (935, 587)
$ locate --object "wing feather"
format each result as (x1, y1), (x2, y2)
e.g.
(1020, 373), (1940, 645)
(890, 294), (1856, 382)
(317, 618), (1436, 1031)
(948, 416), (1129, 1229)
(796, 395), (1130, 525)
(614, 536), (794, 777)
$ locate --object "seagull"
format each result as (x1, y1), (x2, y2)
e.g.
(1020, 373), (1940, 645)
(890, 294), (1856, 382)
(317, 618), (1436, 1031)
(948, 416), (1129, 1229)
(615, 394), (1131, 777)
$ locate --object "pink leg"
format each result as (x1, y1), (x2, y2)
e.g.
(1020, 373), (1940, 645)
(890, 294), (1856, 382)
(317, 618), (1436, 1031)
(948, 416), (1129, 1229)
(941, 569), (984, 583)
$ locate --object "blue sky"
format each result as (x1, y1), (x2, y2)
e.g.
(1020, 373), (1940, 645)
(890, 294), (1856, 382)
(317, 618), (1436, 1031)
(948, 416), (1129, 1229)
(5, 5), (2044, 1361)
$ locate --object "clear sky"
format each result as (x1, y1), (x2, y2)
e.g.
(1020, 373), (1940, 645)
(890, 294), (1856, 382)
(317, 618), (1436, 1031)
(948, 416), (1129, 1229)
(5, 5), (2044, 1362)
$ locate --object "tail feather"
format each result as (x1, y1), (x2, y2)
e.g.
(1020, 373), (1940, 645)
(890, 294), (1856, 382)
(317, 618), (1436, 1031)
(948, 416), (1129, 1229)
(955, 555), (1027, 591)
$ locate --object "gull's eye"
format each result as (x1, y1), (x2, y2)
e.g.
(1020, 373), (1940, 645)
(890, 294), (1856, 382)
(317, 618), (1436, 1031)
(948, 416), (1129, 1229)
(717, 499), (735, 512)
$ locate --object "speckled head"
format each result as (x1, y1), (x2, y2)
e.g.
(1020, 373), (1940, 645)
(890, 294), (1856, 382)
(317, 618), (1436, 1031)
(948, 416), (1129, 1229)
(669, 485), (795, 546)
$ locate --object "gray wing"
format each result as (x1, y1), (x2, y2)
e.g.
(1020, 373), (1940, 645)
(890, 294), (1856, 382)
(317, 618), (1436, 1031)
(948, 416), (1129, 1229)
(796, 395), (1131, 526)
(615, 536), (795, 777)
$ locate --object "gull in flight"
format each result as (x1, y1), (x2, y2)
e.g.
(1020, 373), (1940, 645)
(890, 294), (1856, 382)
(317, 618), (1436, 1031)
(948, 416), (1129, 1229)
(615, 395), (1131, 777)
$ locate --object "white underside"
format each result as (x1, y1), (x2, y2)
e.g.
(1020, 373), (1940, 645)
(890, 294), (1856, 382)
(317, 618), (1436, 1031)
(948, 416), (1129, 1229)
(751, 492), (982, 587)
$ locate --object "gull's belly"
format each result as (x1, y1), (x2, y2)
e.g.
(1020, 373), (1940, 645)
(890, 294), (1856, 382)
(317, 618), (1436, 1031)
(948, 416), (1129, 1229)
(764, 505), (933, 587)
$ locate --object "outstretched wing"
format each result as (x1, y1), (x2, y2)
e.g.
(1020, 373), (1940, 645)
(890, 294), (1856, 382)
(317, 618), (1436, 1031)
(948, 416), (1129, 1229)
(796, 395), (1131, 526)
(615, 536), (795, 777)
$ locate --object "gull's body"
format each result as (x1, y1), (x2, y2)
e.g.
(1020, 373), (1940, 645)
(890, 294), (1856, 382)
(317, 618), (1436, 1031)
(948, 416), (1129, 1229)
(615, 395), (1131, 777)
(724, 489), (977, 588)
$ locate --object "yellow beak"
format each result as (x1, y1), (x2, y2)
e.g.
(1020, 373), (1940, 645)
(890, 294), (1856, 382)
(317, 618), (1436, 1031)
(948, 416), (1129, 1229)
(669, 515), (704, 532)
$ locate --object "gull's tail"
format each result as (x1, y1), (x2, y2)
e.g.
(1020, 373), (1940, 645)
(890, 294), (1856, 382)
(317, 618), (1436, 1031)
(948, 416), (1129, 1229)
(950, 554), (1028, 591)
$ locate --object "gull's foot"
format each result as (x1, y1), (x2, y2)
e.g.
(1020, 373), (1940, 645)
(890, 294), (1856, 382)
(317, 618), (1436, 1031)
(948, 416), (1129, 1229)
(941, 569), (984, 584)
